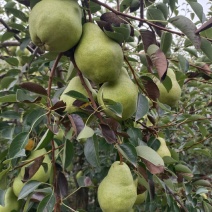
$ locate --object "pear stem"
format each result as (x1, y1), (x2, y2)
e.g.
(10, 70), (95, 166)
(118, 150), (123, 165)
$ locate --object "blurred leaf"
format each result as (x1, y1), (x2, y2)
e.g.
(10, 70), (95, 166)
(5, 57), (19, 66)
(156, 3), (169, 20)
(135, 93), (149, 121)
(0, 77), (17, 90)
(103, 98), (123, 118)
(136, 145), (164, 167)
(56, 171), (68, 198)
(120, 0), (132, 12)
(169, 15), (201, 49)
(200, 37), (212, 62)
(8, 132), (28, 159)
(100, 124), (117, 144)
(130, 0), (140, 12)
(5, 8), (28, 22)
(127, 127), (142, 146)
(16, 89), (42, 103)
(77, 125), (94, 140)
(187, 1), (205, 23)
(84, 137), (100, 168)
(117, 143), (137, 167)
(0, 94), (16, 103)
(62, 140), (74, 169)
(161, 32), (172, 55)
(65, 90), (89, 103)
(89, 1), (101, 13)
(35, 129), (54, 150)
(18, 180), (42, 200)
(178, 54), (190, 72)
(37, 192), (56, 212)
(20, 82), (47, 96)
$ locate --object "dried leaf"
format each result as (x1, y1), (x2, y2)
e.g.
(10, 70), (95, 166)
(56, 171), (68, 198)
(20, 82), (47, 96)
(143, 158), (164, 174)
(51, 100), (66, 113)
(23, 156), (44, 182)
(70, 114), (84, 136)
(100, 124), (117, 144)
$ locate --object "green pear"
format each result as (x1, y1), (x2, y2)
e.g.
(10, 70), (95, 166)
(20, 148), (52, 183)
(134, 191), (147, 205)
(156, 69), (182, 107)
(156, 137), (171, 158)
(97, 161), (137, 212)
(97, 68), (138, 121)
(12, 173), (25, 197)
(60, 76), (97, 113)
(0, 187), (21, 211)
(29, 0), (82, 52)
(74, 22), (124, 84)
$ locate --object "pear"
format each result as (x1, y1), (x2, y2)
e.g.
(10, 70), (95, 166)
(12, 173), (25, 197)
(20, 148), (52, 183)
(97, 68), (138, 121)
(134, 191), (147, 205)
(156, 69), (182, 107)
(29, 0), (82, 52)
(97, 161), (137, 212)
(0, 187), (21, 211)
(156, 137), (171, 158)
(74, 22), (124, 84)
(60, 76), (97, 113)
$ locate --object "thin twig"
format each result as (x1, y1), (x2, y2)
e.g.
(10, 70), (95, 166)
(91, 0), (184, 36)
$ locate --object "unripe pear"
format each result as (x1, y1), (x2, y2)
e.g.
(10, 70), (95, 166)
(156, 69), (182, 107)
(20, 148), (51, 183)
(60, 76), (97, 113)
(12, 173), (25, 197)
(134, 191), (147, 205)
(97, 161), (137, 212)
(97, 68), (138, 121)
(74, 22), (124, 84)
(0, 187), (20, 211)
(29, 0), (82, 52)
(156, 137), (171, 158)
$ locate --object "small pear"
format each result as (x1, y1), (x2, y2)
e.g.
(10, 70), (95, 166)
(12, 173), (24, 197)
(60, 76), (97, 113)
(156, 137), (171, 158)
(29, 0), (82, 52)
(134, 191), (147, 205)
(0, 187), (21, 211)
(97, 68), (138, 121)
(156, 69), (182, 107)
(74, 22), (124, 84)
(97, 161), (137, 212)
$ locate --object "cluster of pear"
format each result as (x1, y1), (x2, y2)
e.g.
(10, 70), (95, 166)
(29, 1), (138, 121)
(12, 148), (52, 197)
(156, 69), (182, 107)
(97, 161), (137, 211)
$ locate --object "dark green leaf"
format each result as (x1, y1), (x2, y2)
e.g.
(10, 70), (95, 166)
(5, 57), (19, 66)
(62, 140), (74, 169)
(35, 129), (54, 150)
(135, 93), (149, 121)
(65, 90), (89, 103)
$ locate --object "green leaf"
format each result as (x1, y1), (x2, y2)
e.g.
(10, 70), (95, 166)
(104, 98), (123, 118)
(5, 8), (28, 22)
(169, 15), (201, 49)
(64, 90), (89, 103)
(200, 37), (212, 62)
(135, 93), (149, 121)
(188, 2), (205, 23)
(112, 23), (131, 40)
(120, 0), (132, 12)
(62, 140), (74, 169)
(0, 110), (20, 119)
(127, 127), (143, 146)
(1, 31), (14, 42)
(156, 3), (169, 20)
(147, 7), (166, 24)
(136, 145), (164, 166)
(77, 125), (94, 140)
(116, 143), (137, 167)
(178, 54), (189, 72)
(161, 32), (172, 55)
(35, 129), (54, 150)
(18, 181), (42, 200)
(5, 57), (19, 66)
(16, 89), (41, 103)
(37, 192), (56, 212)
(0, 94), (16, 103)
(84, 137), (100, 168)
(8, 132), (29, 159)
(103, 30), (125, 43)
(161, 75), (172, 92)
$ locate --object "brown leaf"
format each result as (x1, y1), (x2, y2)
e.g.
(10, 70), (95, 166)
(69, 114), (84, 136)
(23, 156), (44, 182)
(196, 17), (212, 34)
(100, 124), (117, 144)
(149, 47), (168, 80)
(143, 158), (164, 174)
(141, 77), (160, 101)
(56, 171), (68, 198)
(51, 100), (66, 113)
(20, 82), (47, 96)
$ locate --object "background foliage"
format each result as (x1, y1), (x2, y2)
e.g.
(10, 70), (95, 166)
(0, 0), (211, 211)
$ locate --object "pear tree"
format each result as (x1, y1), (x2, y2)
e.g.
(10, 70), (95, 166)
(0, 0), (211, 211)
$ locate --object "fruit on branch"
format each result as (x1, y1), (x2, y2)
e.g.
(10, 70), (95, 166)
(60, 76), (97, 113)
(12, 173), (25, 197)
(29, 0), (82, 52)
(0, 187), (21, 211)
(20, 148), (51, 182)
(74, 22), (124, 84)
(97, 68), (138, 121)
(156, 69), (182, 107)
(156, 137), (171, 158)
(134, 191), (147, 205)
(97, 161), (137, 212)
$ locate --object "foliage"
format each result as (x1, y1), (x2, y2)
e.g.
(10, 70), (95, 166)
(0, 0), (211, 211)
